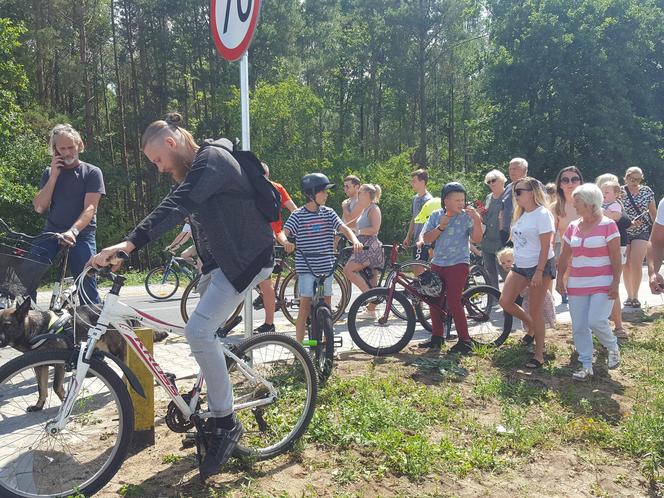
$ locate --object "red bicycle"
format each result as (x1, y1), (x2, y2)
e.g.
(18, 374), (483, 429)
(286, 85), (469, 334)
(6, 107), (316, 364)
(347, 245), (518, 356)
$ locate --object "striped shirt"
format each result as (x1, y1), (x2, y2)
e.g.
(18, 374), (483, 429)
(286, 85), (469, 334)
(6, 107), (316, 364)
(563, 216), (619, 296)
(284, 205), (343, 275)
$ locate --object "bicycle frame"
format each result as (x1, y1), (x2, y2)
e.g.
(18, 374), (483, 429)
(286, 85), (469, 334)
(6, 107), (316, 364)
(382, 269), (448, 324)
(51, 269), (278, 432)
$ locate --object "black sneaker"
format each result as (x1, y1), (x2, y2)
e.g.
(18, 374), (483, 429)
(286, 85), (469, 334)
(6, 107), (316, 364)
(199, 416), (244, 481)
(254, 323), (275, 333)
(448, 340), (473, 356)
(253, 295), (264, 310)
(417, 336), (443, 350)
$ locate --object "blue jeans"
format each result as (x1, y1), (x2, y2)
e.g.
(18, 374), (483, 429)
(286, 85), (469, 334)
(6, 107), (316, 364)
(568, 293), (618, 369)
(30, 231), (100, 304)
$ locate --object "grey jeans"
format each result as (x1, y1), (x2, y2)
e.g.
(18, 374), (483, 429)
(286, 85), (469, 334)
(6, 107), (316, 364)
(185, 266), (272, 417)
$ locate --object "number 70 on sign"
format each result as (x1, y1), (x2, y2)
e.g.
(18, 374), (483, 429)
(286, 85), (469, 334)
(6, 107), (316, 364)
(211, 0), (261, 62)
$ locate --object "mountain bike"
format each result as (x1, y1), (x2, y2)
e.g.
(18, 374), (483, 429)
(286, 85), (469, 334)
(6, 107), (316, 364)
(297, 247), (363, 382)
(347, 254), (518, 356)
(0, 254), (318, 498)
(144, 249), (199, 299)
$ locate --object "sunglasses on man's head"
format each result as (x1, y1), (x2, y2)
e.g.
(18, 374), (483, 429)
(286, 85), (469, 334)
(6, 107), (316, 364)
(560, 176), (581, 184)
(515, 188), (533, 196)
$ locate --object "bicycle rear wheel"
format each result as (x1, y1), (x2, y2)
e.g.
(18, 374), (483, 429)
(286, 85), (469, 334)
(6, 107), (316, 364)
(445, 285), (514, 346)
(0, 349), (133, 498)
(466, 264), (491, 289)
(227, 333), (318, 460)
(145, 266), (179, 299)
(180, 275), (244, 331)
(279, 270), (348, 325)
(347, 287), (416, 356)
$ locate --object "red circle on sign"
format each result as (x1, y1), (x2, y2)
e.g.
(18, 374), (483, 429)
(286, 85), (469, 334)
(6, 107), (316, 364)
(211, 0), (261, 62)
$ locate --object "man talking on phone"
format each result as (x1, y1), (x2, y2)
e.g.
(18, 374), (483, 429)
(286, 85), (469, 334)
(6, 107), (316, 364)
(647, 197), (664, 294)
(31, 124), (105, 304)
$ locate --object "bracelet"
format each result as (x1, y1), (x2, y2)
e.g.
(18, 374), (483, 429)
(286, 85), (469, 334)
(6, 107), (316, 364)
(436, 226), (445, 232)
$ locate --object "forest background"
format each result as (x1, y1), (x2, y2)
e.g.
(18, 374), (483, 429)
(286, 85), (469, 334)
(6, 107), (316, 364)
(1, 0), (662, 268)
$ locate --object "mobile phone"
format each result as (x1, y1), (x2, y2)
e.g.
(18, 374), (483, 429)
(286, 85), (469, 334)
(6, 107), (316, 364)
(473, 199), (487, 215)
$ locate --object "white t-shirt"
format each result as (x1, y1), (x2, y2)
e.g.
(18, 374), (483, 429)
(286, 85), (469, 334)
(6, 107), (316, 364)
(511, 206), (555, 267)
(181, 223), (192, 233)
(656, 198), (664, 226)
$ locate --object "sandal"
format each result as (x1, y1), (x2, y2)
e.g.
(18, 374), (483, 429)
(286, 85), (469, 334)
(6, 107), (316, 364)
(632, 299), (641, 308)
(520, 334), (535, 346)
(623, 299), (633, 307)
(525, 358), (543, 369)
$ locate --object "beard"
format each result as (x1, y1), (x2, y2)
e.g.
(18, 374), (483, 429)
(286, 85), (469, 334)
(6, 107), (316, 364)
(63, 157), (77, 165)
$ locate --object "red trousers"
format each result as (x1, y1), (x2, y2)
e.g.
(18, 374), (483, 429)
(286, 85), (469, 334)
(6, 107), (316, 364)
(430, 263), (470, 341)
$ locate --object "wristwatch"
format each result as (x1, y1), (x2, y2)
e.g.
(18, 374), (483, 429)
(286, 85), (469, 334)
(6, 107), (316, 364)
(70, 227), (79, 237)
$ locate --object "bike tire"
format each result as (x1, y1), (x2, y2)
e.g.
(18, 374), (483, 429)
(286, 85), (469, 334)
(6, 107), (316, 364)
(145, 266), (180, 299)
(347, 287), (416, 356)
(311, 305), (335, 382)
(444, 284), (514, 346)
(279, 270), (348, 325)
(415, 301), (432, 332)
(0, 349), (133, 498)
(180, 274), (244, 332)
(466, 264), (491, 289)
(227, 333), (318, 460)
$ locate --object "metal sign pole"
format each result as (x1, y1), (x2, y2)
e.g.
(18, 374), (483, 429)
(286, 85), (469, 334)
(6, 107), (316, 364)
(240, 52), (253, 338)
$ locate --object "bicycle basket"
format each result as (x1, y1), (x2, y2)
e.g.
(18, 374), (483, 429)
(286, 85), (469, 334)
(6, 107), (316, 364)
(414, 270), (444, 297)
(0, 243), (52, 298)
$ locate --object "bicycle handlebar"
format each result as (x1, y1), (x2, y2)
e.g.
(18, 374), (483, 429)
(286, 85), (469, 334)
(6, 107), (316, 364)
(0, 217), (63, 242)
(296, 247), (368, 278)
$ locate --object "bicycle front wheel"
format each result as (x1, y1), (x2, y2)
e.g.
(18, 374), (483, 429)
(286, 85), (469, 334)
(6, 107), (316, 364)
(0, 349), (133, 498)
(279, 270), (348, 325)
(145, 266), (179, 299)
(347, 287), (416, 356)
(310, 305), (335, 382)
(446, 285), (514, 346)
(228, 333), (318, 460)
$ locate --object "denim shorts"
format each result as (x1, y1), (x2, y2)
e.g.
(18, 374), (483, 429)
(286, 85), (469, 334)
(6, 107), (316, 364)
(512, 257), (556, 280)
(626, 229), (651, 244)
(298, 273), (333, 298)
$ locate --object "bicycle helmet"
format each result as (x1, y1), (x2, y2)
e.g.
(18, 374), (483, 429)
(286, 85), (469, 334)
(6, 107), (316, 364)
(414, 270), (444, 297)
(441, 182), (467, 201)
(301, 173), (336, 200)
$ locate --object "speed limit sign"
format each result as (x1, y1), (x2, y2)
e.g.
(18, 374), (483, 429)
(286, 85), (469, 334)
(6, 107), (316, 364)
(211, 0), (261, 61)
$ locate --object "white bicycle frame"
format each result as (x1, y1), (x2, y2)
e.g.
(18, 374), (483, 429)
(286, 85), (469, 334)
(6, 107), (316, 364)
(51, 269), (277, 432)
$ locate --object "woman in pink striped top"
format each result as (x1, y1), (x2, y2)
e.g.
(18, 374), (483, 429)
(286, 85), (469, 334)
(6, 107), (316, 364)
(557, 183), (621, 381)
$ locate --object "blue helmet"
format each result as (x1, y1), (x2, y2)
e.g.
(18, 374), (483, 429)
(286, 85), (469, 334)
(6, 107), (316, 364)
(441, 182), (467, 201)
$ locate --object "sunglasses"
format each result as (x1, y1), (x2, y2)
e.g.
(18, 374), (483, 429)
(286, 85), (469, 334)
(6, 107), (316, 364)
(560, 176), (581, 184)
(627, 176), (643, 182)
(515, 188), (533, 196)
(486, 178), (498, 184)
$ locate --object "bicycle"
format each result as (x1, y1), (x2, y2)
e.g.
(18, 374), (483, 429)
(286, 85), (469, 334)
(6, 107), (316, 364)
(347, 249), (517, 356)
(144, 249), (199, 299)
(0, 254), (319, 497)
(295, 247), (357, 382)
(180, 246), (350, 331)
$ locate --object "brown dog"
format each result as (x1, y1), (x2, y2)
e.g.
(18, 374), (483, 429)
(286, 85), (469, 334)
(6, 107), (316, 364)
(0, 299), (126, 411)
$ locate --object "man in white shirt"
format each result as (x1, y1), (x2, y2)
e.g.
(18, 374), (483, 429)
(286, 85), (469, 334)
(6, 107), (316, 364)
(647, 198), (664, 293)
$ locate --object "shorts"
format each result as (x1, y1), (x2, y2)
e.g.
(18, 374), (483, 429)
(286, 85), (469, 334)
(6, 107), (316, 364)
(512, 257), (557, 281)
(298, 273), (333, 298)
(412, 244), (431, 262)
(626, 230), (650, 244)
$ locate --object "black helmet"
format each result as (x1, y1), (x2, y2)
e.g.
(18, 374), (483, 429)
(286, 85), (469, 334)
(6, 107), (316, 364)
(301, 173), (336, 199)
(414, 270), (444, 297)
(441, 182), (467, 201)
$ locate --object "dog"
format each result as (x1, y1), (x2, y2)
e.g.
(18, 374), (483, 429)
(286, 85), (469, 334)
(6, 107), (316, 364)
(0, 298), (126, 411)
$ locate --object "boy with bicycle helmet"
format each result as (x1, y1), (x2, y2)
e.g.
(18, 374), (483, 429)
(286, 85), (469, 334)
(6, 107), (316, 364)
(420, 182), (483, 353)
(277, 173), (363, 342)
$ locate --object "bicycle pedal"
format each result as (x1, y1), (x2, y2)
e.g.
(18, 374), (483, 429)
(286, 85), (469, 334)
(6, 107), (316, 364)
(333, 337), (343, 348)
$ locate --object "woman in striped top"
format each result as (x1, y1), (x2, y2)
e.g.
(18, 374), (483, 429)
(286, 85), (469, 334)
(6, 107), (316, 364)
(557, 183), (621, 381)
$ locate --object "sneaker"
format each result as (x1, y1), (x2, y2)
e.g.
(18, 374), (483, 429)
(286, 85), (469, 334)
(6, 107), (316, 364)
(572, 367), (593, 381)
(448, 340), (473, 356)
(252, 295), (264, 310)
(417, 336), (443, 351)
(356, 308), (377, 319)
(608, 349), (621, 369)
(613, 327), (628, 339)
(199, 416), (244, 481)
(561, 293), (568, 304)
(254, 323), (275, 334)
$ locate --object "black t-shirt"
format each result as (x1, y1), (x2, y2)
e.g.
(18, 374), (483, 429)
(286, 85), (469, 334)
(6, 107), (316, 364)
(39, 161), (105, 233)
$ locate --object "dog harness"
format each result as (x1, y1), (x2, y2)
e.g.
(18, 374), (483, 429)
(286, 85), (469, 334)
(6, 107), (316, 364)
(30, 310), (72, 350)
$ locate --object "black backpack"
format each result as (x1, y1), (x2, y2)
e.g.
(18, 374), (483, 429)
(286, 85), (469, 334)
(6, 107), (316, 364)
(201, 139), (281, 222)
